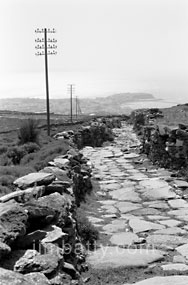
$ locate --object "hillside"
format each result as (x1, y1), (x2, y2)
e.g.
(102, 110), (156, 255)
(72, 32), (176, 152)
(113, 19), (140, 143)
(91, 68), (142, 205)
(0, 93), (158, 115)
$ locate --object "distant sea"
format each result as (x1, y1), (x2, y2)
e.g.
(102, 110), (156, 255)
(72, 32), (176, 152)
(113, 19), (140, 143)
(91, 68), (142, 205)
(0, 71), (187, 109)
(123, 99), (177, 110)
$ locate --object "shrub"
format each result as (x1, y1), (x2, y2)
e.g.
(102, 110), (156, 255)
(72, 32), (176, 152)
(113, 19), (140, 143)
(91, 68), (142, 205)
(0, 146), (8, 155)
(0, 175), (15, 187)
(0, 165), (35, 178)
(0, 153), (12, 166)
(76, 208), (99, 248)
(0, 185), (12, 197)
(18, 118), (40, 144)
(6, 146), (27, 164)
(23, 142), (40, 153)
(133, 112), (145, 131)
(20, 139), (69, 171)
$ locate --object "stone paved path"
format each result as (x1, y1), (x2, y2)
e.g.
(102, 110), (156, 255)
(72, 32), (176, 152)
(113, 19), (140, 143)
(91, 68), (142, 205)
(81, 123), (188, 284)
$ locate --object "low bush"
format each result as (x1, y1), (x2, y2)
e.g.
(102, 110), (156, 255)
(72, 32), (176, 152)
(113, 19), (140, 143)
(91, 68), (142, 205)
(18, 118), (40, 144)
(0, 175), (15, 188)
(0, 143), (41, 166)
(6, 146), (27, 164)
(0, 146), (8, 155)
(20, 139), (69, 171)
(0, 165), (35, 178)
(23, 142), (40, 153)
(76, 208), (99, 248)
(0, 185), (12, 197)
(0, 165), (35, 197)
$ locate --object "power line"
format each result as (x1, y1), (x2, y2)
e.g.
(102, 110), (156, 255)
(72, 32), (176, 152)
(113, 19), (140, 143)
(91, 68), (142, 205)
(35, 28), (57, 136)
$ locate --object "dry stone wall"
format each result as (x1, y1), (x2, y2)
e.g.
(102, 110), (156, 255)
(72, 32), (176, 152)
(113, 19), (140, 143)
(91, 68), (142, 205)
(132, 109), (188, 170)
(0, 117), (121, 284)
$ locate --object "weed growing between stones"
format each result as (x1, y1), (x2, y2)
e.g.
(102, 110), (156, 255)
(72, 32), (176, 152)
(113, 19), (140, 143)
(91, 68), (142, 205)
(76, 208), (99, 249)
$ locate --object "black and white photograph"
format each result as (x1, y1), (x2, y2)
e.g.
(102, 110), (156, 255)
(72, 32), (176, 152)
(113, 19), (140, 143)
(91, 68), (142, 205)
(0, 0), (188, 284)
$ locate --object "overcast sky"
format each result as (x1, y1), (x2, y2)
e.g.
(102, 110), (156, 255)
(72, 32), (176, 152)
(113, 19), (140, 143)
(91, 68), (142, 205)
(0, 0), (188, 100)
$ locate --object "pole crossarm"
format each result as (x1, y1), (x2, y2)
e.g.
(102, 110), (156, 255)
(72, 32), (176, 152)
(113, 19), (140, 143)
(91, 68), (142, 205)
(35, 29), (57, 56)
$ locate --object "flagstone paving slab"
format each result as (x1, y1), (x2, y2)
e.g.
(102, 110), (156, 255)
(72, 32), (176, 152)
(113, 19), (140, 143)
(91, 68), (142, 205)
(173, 255), (187, 263)
(139, 178), (176, 199)
(101, 183), (121, 191)
(161, 263), (188, 272)
(147, 215), (169, 220)
(173, 180), (188, 189)
(158, 219), (182, 227)
(101, 205), (118, 214)
(176, 244), (188, 259)
(110, 188), (141, 202)
(87, 247), (165, 269)
(129, 208), (161, 216)
(102, 219), (127, 233)
(110, 232), (139, 246)
(116, 202), (142, 213)
(129, 218), (165, 233)
(102, 214), (117, 219)
(125, 276), (188, 285)
(168, 209), (188, 216)
(153, 227), (186, 235)
(146, 234), (188, 249)
(143, 201), (170, 210)
(168, 199), (188, 209)
(122, 181), (137, 187)
(99, 200), (117, 205)
(99, 180), (119, 185)
(124, 153), (140, 159)
(88, 217), (104, 224)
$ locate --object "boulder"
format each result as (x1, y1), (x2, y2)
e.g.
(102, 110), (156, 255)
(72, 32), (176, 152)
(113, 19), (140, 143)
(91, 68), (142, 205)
(14, 173), (55, 190)
(48, 158), (69, 169)
(40, 167), (71, 183)
(0, 200), (28, 245)
(25, 272), (50, 285)
(37, 193), (71, 214)
(0, 267), (35, 285)
(62, 262), (79, 279)
(14, 248), (63, 276)
(15, 230), (47, 249)
(41, 225), (68, 244)
(23, 202), (57, 231)
(48, 272), (72, 285)
(37, 193), (74, 239)
(0, 242), (11, 260)
(0, 186), (45, 203)
(45, 181), (72, 196)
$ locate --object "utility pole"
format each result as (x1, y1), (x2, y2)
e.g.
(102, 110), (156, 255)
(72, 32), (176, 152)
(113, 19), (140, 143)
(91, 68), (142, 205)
(75, 96), (82, 119)
(35, 28), (57, 136)
(67, 84), (75, 123)
(76, 96), (78, 119)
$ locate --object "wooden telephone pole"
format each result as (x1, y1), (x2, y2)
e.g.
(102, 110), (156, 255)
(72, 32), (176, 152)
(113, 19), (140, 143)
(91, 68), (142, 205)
(35, 28), (57, 136)
(67, 84), (75, 123)
(75, 96), (82, 119)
